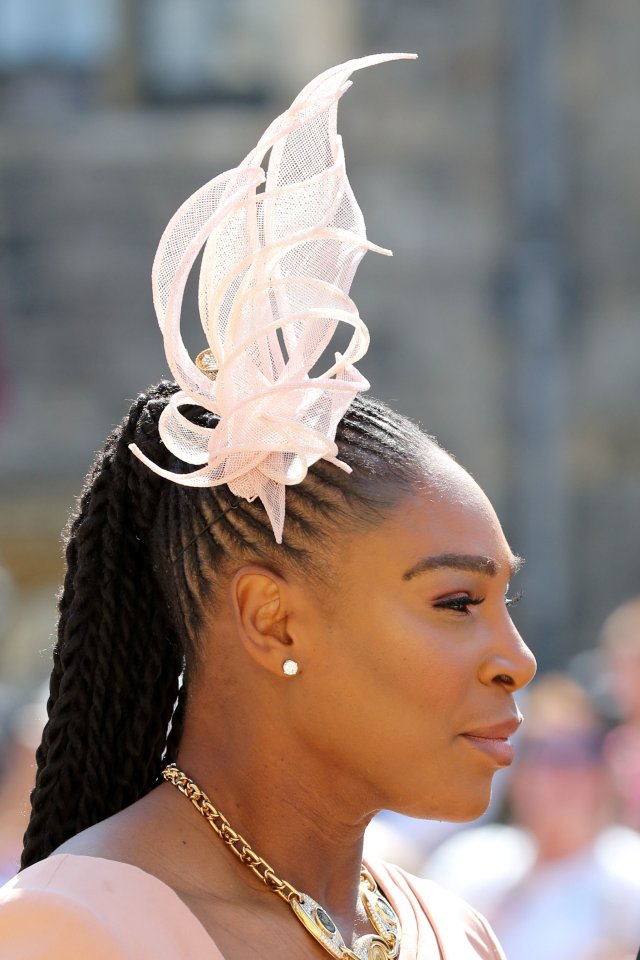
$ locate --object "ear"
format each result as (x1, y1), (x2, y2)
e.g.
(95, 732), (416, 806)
(230, 565), (296, 677)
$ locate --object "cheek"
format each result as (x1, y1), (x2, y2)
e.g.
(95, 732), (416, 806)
(358, 603), (475, 711)
(306, 603), (474, 756)
(288, 603), (502, 819)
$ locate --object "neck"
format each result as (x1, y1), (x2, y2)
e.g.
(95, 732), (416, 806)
(173, 691), (375, 935)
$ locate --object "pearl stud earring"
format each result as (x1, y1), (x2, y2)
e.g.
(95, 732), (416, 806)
(282, 659), (299, 676)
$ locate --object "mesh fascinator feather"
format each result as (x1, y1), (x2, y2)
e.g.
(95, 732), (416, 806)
(130, 53), (416, 543)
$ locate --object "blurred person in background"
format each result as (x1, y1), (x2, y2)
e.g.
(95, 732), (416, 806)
(601, 598), (640, 831)
(426, 673), (640, 960)
(0, 564), (28, 883)
(0, 687), (22, 884)
(0, 689), (46, 884)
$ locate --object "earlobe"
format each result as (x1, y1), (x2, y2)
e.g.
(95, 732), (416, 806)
(231, 566), (295, 676)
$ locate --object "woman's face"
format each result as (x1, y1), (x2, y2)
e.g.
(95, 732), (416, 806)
(284, 453), (536, 822)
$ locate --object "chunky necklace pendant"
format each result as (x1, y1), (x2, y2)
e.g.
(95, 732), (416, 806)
(291, 893), (359, 958)
(359, 868), (400, 957)
(291, 890), (398, 959)
(162, 765), (400, 960)
(362, 941), (397, 960)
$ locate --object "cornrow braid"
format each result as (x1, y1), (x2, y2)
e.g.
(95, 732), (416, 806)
(22, 383), (436, 868)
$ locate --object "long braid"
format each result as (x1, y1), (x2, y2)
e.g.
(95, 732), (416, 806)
(22, 384), (436, 869)
(21, 383), (183, 868)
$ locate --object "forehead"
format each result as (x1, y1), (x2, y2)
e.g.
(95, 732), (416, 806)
(398, 490), (509, 567)
(341, 458), (514, 579)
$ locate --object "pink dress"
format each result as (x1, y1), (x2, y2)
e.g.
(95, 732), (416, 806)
(0, 853), (505, 959)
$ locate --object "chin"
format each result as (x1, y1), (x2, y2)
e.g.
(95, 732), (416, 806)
(395, 781), (493, 823)
(442, 797), (492, 823)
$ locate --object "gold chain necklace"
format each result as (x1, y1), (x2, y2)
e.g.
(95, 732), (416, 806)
(162, 764), (400, 960)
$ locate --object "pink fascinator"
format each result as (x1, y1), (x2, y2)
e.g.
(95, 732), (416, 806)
(130, 52), (416, 543)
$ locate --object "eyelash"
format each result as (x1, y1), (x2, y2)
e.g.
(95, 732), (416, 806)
(434, 591), (523, 615)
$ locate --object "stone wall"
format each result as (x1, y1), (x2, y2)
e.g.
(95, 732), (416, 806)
(1, 0), (640, 683)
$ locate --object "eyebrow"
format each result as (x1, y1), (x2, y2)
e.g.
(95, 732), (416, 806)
(402, 552), (524, 582)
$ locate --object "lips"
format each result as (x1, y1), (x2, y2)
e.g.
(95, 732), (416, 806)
(463, 716), (523, 740)
(460, 715), (523, 767)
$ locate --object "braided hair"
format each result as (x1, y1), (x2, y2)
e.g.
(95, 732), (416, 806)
(21, 381), (434, 869)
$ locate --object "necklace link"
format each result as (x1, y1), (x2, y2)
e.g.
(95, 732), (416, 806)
(163, 763), (301, 903)
(162, 764), (400, 958)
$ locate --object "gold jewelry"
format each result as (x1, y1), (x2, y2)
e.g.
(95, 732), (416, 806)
(195, 348), (218, 380)
(162, 764), (400, 959)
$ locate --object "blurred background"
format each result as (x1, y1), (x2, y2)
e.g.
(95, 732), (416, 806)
(0, 2), (639, 957)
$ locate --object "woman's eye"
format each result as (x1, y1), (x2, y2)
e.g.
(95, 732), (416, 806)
(434, 595), (484, 615)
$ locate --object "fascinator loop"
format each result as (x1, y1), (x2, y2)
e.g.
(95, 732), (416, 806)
(130, 52), (416, 543)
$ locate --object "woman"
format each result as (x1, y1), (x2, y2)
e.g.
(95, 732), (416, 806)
(0, 54), (535, 959)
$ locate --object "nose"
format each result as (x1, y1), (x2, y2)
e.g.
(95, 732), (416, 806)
(481, 618), (537, 692)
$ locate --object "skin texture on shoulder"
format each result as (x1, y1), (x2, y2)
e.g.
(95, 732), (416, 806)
(54, 428), (535, 960)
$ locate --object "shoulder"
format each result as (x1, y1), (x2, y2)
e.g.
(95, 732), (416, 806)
(370, 858), (507, 960)
(0, 856), (130, 959)
(0, 853), (215, 960)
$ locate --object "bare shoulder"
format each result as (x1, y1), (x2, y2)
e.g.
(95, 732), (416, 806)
(53, 783), (235, 902)
(53, 785), (193, 883)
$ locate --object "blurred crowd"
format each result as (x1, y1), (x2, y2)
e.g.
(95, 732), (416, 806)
(2, 585), (640, 959)
(364, 597), (640, 960)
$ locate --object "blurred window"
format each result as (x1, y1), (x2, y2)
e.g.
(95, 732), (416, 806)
(138, 0), (273, 103)
(0, 0), (118, 69)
